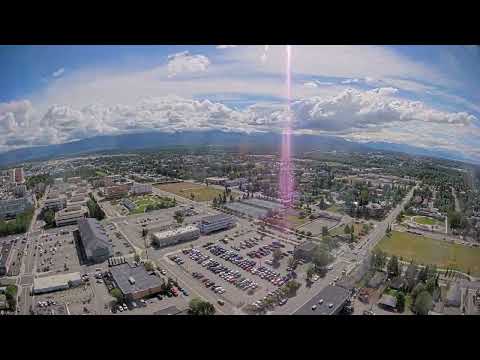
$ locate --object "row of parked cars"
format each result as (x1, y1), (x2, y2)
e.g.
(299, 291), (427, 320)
(251, 288), (289, 310)
(169, 255), (185, 265)
(246, 241), (287, 259)
(206, 245), (290, 287)
(186, 248), (260, 292)
(191, 272), (226, 294)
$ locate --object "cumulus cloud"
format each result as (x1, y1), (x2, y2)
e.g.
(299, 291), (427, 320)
(52, 68), (65, 78)
(167, 51), (210, 78)
(216, 45), (237, 49)
(1, 87), (478, 161)
(303, 81), (318, 88)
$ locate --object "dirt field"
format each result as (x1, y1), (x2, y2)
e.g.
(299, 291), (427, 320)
(155, 182), (225, 202)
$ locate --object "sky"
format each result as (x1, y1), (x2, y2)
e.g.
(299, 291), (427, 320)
(0, 45), (479, 162)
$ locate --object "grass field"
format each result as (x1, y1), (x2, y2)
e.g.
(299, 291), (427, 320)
(129, 195), (175, 214)
(413, 216), (443, 226)
(326, 204), (344, 214)
(375, 231), (480, 276)
(155, 182), (225, 202)
(286, 215), (308, 228)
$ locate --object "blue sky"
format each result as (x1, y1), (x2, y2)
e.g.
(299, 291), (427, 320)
(0, 45), (479, 161)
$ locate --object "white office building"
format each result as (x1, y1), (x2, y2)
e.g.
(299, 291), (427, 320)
(198, 214), (235, 234)
(55, 205), (87, 227)
(43, 196), (67, 211)
(151, 225), (200, 248)
(33, 272), (82, 294)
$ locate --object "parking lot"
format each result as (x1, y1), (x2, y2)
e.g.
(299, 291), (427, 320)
(32, 228), (81, 275)
(103, 222), (136, 257)
(162, 223), (303, 311)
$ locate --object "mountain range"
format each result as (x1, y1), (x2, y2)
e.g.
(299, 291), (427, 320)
(0, 130), (476, 166)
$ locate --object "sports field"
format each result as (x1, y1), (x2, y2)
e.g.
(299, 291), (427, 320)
(155, 182), (225, 202)
(375, 231), (480, 276)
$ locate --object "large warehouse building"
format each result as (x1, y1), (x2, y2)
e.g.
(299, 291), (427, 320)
(110, 263), (163, 300)
(77, 218), (113, 264)
(198, 214), (235, 234)
(151, 225), (200, 248)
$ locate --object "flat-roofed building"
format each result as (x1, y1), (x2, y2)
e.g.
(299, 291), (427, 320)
(33, 272), (82, 294)
(55, 205), (87, 227)
(0, 195), (35, 220)
(151, 225), (200, 248)
(198, 214), (235, 234)
(131, 183), (152, 195)
(77, 218), (112, 263)
(67, 176), (81, 184)
(104, 184), (129, 199)
(43, 195), (67, 212)
(110, 263), (163, 300)
(14, 168), (25, 184)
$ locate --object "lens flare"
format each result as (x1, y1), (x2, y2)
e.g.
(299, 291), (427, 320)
(279, 45), (294, 207)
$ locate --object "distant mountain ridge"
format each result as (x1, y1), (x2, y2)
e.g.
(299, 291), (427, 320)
(0, 130), (476, 166)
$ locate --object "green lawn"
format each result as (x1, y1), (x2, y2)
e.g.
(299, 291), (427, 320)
(375, 231), (480, 276)
(286, 215), (308, 228)
(326, 204), (344, 214)
(155, 182), (225, 202)
(95, 170), (107, 177)
(414, 216), (442, 226)
(129, 195), (175, 214)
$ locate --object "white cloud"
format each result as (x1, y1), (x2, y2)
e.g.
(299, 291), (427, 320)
(52, 68), (65, 78)
(341, 78), (360, 84)
(216, 45), (237, 49)
(303, 81), (318, 88)
(167, 51), (210, 78)
(2, 88), (478, 162)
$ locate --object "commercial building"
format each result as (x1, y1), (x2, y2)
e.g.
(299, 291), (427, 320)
(121, 198), (136, 211)
(294, 285), (351, 315)
(55, 205), (87, 227)
(378, 294), (398, 311)
(198, 214), (235, 234)
(0, 195), (35, 220)
(104, 184), (129, 199)
(151, 225), (200, 248)
(131, 183), (152, 195)
(224, 202), (270, 219)
(0, 242), (14, 276)
(77, 218), (112, 264)
(110, 263), (163, 300)
(33, 272), (82, 294)
(293, 241), (318, 262)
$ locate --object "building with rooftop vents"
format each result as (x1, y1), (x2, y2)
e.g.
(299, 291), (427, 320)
(198, 214), (235, 234)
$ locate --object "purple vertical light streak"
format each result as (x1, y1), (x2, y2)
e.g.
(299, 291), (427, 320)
(280, 45), (294, 207)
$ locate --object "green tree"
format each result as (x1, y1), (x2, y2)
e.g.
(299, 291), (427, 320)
(173, 210), (184, 224)
(387, 255), (400, 277)
(144, 261), (155, 272)
(413, 290), (433, 315)
(344, 224), (350, 235)
(312, 248), (332, 269)
(283, 280), (301, 297)
(188, 298), (216, 315)
(396, 291), (406, 313)
(272, 248), (282, 266)
(110, 288), (124, 303)
(5, 285), (18, 311)
(306, 264), (316, 282)
(134, 253), (140, 263)
(190, 193), (195, 201)
(321, 226), (329, 237)
(411, 282), (426, 302)
(43, 209), (56, 228)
